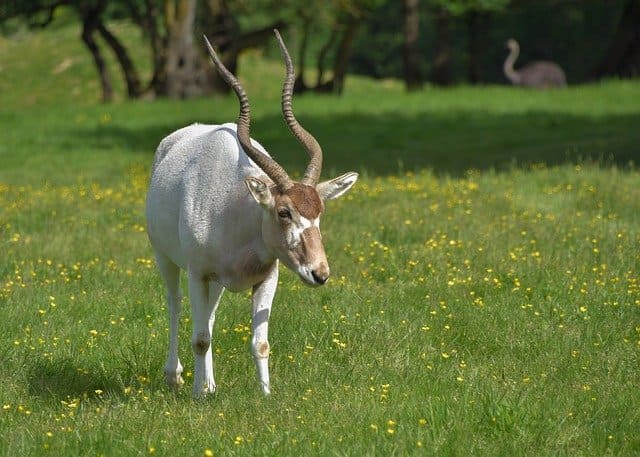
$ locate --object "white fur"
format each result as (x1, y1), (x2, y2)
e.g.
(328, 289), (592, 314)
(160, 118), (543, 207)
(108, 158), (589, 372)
(145, 122), (357, 396)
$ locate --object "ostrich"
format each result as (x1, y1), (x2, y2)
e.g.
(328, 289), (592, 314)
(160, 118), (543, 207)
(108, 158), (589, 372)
(503, 38), (567, 88)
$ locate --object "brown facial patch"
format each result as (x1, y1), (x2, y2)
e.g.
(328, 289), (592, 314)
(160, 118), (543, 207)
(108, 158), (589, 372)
(283, 183), (323, 219)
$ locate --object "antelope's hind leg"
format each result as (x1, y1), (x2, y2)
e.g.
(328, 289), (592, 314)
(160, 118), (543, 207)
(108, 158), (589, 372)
(189, 270), (224, 397)
(154, 252), (184, 390)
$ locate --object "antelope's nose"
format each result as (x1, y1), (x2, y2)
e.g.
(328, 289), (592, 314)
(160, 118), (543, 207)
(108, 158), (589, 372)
(311, 266), (329, 285)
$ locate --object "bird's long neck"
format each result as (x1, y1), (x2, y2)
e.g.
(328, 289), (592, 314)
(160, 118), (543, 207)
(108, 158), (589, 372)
(504, 45), (521, 84)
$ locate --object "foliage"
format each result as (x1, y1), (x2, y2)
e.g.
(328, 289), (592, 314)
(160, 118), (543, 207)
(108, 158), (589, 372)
(1, 0), (636, 98)
(350, 0), (626, 82)
(1, 22), (640, 456)
(429, 0), (511, 16)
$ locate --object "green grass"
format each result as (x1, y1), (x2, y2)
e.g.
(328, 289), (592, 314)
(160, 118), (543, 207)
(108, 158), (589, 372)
(1, 20), (640, 456)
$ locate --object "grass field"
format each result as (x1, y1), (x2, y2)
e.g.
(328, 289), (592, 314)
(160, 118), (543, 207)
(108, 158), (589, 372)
(1, 20), (640, 456)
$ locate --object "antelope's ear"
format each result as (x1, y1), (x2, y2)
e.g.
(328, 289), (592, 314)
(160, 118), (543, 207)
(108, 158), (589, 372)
(246, 177), (275, 208)
(317, 172), (358, 201)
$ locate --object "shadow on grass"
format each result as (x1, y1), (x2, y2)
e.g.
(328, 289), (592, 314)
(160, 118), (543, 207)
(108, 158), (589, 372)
(27, 355), (171, 402)
(72, 108), (640, 177)
(27, 358), (126, 400)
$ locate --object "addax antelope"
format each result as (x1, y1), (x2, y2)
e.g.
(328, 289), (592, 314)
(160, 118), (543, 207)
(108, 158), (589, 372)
(145, 30), (358, 396)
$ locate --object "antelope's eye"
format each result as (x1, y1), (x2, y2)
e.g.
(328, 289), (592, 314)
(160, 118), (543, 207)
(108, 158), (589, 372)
(278, 208), (292, 220)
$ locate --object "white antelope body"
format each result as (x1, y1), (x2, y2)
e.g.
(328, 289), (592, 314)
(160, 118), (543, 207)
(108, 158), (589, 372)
(145, 30), (358, 396)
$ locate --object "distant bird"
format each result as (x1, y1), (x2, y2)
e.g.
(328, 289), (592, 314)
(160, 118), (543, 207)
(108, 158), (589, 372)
(503, 38), (567, 88)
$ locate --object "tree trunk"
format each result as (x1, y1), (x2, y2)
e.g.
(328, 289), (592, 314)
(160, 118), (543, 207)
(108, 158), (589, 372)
(201, 0), (239, 94)
(127, 0), (166, 94)
(315, 29), (339, 89)
(161, 0), (205, 98)
(403, 0), (422, 91)
(466, 10), (491, 84)
(430, 7), (452, 86)
(332, 21), (359, 94)
(144, 0), (166, 94)
(294, 16), (312, 94)
(79, 4), (112, 102)
(115, 0), (289, 99)
(201, 0), (285, 95)
(320, 21), (359, 94)
(593, 0), (640, 78)
(97, 22), (143, 98)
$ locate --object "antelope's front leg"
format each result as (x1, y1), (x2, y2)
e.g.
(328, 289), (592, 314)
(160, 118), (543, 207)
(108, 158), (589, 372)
(251, 262), (279, 395)
(189, 270), (224, 397)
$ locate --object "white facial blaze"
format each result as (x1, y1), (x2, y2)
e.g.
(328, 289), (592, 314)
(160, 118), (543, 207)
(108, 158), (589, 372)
(286, 215), (319, 250)
(288, 215), (325, 286)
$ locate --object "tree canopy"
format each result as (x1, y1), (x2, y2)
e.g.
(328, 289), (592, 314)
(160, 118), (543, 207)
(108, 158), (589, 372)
(1, 0), (637, 101)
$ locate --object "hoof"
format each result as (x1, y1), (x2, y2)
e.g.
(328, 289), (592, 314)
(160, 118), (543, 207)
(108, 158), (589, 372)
(165, 372), (185, 390)
(192, 382), (217, 399)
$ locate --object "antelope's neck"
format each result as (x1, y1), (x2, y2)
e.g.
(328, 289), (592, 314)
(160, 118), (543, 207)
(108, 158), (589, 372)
(215, 239), (275, 292)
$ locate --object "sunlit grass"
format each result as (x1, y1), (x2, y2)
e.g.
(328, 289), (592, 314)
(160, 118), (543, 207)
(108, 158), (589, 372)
(2, 161), (639, 455)
(1, 19), (640, 457)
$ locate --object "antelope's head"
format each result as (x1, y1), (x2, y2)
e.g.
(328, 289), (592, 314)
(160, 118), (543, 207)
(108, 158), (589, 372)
(204, 30), (358, 286)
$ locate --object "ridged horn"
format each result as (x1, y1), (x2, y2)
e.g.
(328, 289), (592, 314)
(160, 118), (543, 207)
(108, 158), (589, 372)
(203, 34), (292, 190)
(273, 29), (323, 186)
